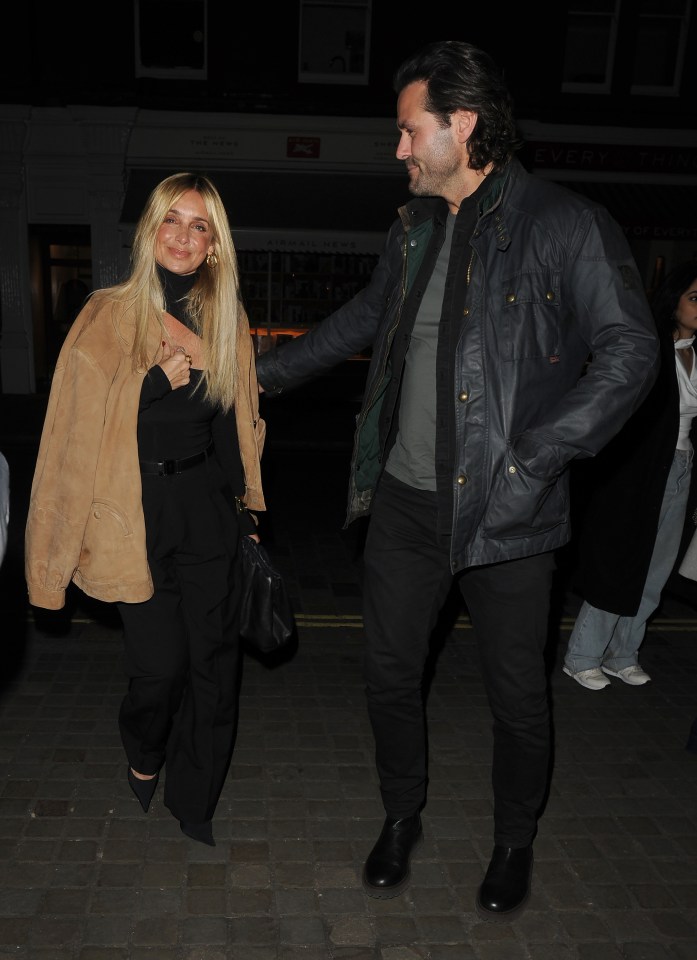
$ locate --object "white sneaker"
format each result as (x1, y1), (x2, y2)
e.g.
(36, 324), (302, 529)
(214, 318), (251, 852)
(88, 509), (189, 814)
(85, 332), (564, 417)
(563, 666), (610, 690)
(601, 665), (651, 685)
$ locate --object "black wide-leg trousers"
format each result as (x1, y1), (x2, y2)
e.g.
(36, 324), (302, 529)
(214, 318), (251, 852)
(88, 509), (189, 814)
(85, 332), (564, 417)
(362, 471), (555, 848)
(117, 457), (241, 824)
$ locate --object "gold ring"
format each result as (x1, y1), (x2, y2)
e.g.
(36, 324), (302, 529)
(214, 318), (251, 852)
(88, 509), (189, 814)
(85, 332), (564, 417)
(184, 354), (192, 364)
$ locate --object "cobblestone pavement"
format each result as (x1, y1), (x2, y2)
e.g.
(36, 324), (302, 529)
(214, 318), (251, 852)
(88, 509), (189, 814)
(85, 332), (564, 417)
(1, 395), (696, 958)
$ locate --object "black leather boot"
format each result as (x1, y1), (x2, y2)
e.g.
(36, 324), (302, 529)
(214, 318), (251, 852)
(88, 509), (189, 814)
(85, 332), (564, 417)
(476, 844), (533, 921)
(362, 813), (423, 899)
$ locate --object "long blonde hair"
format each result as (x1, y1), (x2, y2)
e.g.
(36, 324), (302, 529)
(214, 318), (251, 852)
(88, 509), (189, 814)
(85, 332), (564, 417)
(93, 172), (243, 412)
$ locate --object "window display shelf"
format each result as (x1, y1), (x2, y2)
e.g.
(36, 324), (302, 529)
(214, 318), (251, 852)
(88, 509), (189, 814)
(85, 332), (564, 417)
(239, 249), (377, 332)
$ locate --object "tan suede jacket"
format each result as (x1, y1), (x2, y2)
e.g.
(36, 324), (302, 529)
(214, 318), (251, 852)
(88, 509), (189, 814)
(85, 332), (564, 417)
(25, 297), (266, 610)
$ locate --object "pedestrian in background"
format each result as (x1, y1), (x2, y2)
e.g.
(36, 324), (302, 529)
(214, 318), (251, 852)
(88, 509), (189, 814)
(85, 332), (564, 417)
(256, 40), (659, 920)
(25, 172), (266, 847)
(565, 259), (697, 690)
(676, 281), (697, 756)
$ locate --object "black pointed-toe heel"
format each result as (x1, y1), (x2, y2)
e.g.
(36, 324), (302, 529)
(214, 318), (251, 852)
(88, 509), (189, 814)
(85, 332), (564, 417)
(180, 819), (215, 847)
(127, 767), (159, 813)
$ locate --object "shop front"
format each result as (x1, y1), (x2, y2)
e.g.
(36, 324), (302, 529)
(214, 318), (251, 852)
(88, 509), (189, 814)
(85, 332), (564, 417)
(2, 105), (696, 394)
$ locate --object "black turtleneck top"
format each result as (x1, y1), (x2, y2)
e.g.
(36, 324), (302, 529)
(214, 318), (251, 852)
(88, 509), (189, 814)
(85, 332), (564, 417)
(136, 264), (252, 529)
(137, 265), (212, 461)
(156, 262), (197, 328)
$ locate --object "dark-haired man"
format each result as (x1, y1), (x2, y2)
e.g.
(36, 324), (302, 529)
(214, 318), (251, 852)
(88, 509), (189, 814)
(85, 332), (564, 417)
(256, 40), (658, 919)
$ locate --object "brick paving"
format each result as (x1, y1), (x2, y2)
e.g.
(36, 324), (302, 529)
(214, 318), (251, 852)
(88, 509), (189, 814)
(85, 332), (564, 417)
(1, 395), (696, 958)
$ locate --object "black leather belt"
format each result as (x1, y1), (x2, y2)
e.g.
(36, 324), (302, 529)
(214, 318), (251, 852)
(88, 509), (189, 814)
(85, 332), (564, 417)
(139, 442), (214, 476)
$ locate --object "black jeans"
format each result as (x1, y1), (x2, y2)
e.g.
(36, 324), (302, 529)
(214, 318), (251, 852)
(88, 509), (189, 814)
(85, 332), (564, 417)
(363, 471), (555, 847)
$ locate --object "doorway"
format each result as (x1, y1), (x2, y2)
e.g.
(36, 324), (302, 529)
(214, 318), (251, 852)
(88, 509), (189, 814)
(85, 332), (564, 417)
(29, 225), (92, 393)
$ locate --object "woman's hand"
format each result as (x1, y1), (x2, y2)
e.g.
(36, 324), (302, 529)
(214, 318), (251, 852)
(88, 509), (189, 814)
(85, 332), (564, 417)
(159, 343), (192, 390)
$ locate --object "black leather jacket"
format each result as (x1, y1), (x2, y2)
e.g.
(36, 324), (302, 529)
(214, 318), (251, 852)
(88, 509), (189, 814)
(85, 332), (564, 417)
(256, 158), (659, 572)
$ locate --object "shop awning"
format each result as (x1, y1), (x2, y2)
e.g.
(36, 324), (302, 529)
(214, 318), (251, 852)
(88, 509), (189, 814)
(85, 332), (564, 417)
(120, 168), (697, 249)
(119, 168), (410, 252)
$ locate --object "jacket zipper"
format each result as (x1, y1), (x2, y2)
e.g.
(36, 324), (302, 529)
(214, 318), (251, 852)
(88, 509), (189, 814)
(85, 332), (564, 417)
(466, 248), (474, 287)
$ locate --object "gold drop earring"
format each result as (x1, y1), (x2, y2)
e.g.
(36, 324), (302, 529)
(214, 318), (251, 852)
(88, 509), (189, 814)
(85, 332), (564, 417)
(206, 252), (218, 268)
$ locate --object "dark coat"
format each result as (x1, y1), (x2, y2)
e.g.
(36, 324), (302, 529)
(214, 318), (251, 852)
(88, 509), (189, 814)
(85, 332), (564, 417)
(257, 158), (659, 573)
(572, 332), (695, 616)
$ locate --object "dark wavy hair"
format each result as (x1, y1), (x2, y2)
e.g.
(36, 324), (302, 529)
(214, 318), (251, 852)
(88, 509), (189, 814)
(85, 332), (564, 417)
(393, 40), (522, 173)
(651, 259), (697, 337)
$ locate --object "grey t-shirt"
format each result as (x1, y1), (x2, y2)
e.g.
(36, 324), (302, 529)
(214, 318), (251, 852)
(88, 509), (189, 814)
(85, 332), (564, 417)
(385, 212), (456, 490)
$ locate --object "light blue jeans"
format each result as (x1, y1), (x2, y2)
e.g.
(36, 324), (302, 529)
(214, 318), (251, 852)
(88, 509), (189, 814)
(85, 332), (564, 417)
(565, 447), (692, 674)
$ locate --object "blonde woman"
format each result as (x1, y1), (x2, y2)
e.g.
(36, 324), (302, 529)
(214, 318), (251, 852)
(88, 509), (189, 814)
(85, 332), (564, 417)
(26, 172), (266, 845)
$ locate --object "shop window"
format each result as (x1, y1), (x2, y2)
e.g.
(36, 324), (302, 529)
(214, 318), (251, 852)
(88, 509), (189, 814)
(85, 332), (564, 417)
(298, 0), (371, 85)
(29, 226), (92, 392)
(238, 248), (376, 357)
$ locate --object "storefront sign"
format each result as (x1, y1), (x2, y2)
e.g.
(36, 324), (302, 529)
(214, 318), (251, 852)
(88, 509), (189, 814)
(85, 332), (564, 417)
(287, 137), (321, 159)
(529, 142), (697, 175)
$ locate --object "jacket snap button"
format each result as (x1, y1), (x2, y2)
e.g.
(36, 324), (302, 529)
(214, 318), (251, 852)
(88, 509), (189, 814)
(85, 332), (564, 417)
(457, 475), (467, 485)
(508, 466), (517, 474)
(458, 391), (468, 402)
(546, 291), (555, 301)
(463, 307), (469, 316)
(506, 293), (516, 303)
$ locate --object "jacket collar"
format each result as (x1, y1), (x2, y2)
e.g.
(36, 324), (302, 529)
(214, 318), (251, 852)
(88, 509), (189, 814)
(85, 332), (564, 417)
(396, 157), (518, 250)
(397, 196), (443, 232)
(483, 158), (525, 251)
